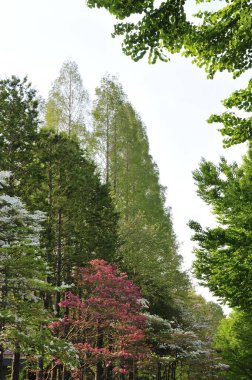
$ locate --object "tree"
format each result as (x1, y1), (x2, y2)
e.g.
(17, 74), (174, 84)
(86, 0), (252, 78)
(208, 78), (252, 147)
(91, 74), (125, 184)
(49, 259), (149, 379)
(91, 77), (189, 319)
(215, 311), (252, 379)
(30, 129), (119, 313)
(189, 148), (252, 310)
(0, 76), (40, 196)
(144, 301), (225, 380)
(46, 60), (89, 138)
(0, 171), (49, 380)
(87, 0), (252, 151)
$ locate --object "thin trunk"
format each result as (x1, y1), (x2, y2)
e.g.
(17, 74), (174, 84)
(68, 74), (72, 137)
(55, 158), (63, 316)
(168, 364), (171, 380)
(50, 365), (57, 380)
(129, 359), (136, 380)
(62, 366), (71, 380)
(95, 324), (103, 380)
(0, 346), (3, 380)
(56, 366), (62, 380)
(11, 349), (20, 380)
(106, 102), (109, 184)
(125, 141), (129, 221)
(171, 362), (176, 380)
(55, 207), (62, 316)
(156, 363), (161, 380)
(36, 356), (43, 380)
(45, 159), (53, 309)
(113, 117), (117, 193)
(179, 360), (183, 380)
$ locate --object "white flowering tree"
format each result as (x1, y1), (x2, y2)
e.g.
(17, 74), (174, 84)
(0, 172), (78, 380)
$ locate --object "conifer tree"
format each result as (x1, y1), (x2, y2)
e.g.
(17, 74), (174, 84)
(91, 76), (189, 319)
(0, 76), (39, 197)
(47, 60), (89, 139)
(91, 74), (125, 184)
(29, 128), (119, 313)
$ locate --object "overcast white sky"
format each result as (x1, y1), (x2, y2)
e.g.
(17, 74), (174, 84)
(1, 0), (250, 304)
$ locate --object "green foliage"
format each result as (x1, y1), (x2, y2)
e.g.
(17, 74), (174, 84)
(91, 76), (190, 319)
(87, 0), (252, 78)
(31, 128), (119, 294)
(190, 150), (252, 309)
(87, 0), (152, 19)
(46, 60), (89, 139)
(0, 171), (53, 358)
(208, 79), (252, 147)
(185, 0), (252, 78)
(0, 76), (40, 197)
(0, 70), (233, 378)
(215, 311), (252, 379)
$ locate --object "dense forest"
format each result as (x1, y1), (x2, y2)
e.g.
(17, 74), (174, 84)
(0, 63), (227, 380)
(0, 0), (252, 379)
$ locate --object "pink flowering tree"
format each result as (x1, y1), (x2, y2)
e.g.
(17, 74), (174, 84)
(49, 259), (149, 379)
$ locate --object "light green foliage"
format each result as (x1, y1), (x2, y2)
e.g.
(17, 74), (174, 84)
(91, 76), (189, 319)
(87, 0), (252, 152)
(46, 60), (89, 138)
(87, 0), (252, 78)
(215, 311), (252, 379)
(185, 0), (252, 78)
(208, 79), (252, 147)
(189, 149), (252, 309)
(91, 74), (125, 183)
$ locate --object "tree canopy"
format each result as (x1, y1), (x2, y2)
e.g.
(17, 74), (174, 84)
(86, 0), (252, 78)
(189, 148), (252, 310)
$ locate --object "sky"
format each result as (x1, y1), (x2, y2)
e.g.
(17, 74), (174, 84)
(0, 0), (250, 304)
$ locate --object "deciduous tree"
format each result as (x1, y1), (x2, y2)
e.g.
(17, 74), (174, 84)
(189, 149), (252, 309)
(49, 259), (149, 379)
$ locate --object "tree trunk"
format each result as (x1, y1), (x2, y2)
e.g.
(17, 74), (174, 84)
(95, 324), (104, 380)
(50, 365), (57, 380)
(55, 152), (63, 316)
(62, 366), (71, 380)
(68, 73), (73, 137)
(44, 159), (54, 310)
(36, 356), (43, 380)
(156, 363), (161, 380)
(11, 349), (20, 380)
(106, 102), (109, 184)
(0, 346), (3, 380)
(171, 362), (176, 380)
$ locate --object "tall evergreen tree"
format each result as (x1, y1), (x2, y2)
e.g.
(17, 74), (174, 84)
(0, 76), (39, 196)
(29, 128), (119, 313)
